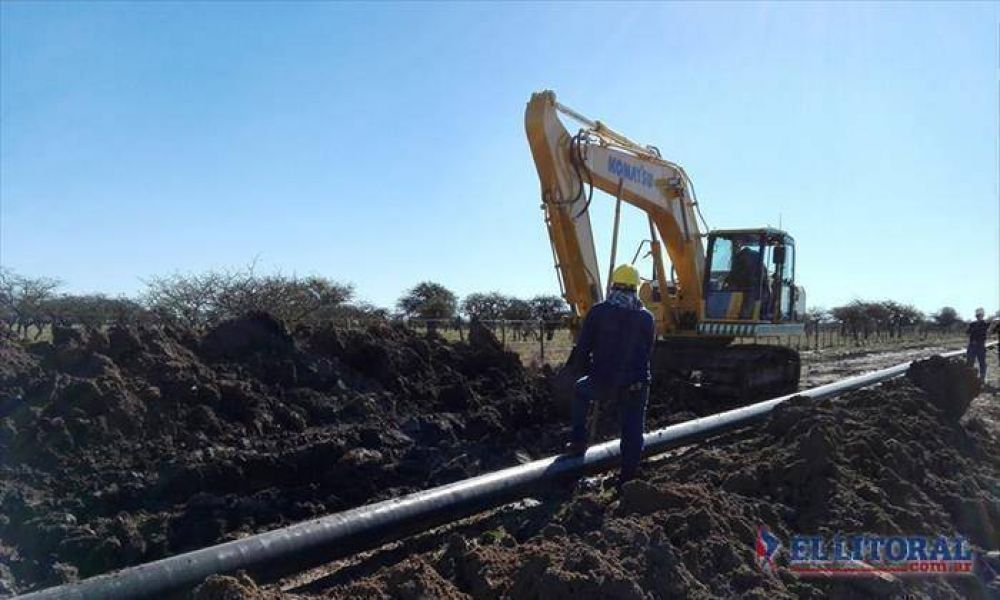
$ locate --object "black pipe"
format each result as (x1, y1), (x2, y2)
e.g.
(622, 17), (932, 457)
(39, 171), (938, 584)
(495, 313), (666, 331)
(16, 346), (979, 600)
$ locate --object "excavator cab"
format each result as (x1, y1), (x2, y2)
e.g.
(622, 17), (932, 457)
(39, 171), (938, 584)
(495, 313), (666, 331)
(701, 228), (804, 332)
(649, 227), (805, 401)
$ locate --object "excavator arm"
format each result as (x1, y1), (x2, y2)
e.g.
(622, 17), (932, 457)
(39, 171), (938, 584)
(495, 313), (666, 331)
(525, 90), (705, 332)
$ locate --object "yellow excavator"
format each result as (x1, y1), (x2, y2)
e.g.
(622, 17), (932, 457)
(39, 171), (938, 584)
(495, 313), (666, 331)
(525, 90), (806, 399)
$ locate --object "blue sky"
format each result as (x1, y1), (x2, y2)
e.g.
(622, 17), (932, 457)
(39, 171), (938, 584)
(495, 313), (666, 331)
(2, 1), (997, 316)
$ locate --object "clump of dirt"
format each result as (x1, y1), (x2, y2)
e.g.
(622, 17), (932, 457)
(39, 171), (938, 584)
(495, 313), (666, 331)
(192, 572), (281, 600)
(0, 314), (563, 595)
(907, 354), (981, 420)
(200, 312), (295, 361)
(310, 356), (998, 600)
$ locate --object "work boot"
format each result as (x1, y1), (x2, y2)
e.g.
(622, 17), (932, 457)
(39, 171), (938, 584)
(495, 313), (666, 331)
(564, 440), (587, 456)
(603, 472), (637, 500)
(614, 467), (645, 492)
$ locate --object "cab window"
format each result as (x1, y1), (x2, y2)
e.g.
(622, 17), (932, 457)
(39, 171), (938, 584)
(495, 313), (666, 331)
(760, 237), (795, 319)
(707, 237), (733, 291)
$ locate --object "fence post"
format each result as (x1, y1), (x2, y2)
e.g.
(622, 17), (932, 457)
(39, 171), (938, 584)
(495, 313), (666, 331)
(501, 320), (506, 348)
(539, 320), (545, 362)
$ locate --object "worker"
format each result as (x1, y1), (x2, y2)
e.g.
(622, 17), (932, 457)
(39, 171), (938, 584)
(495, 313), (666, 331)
(995, 317), (1000, 364)
(967, 307), (988, 381)
(565, 264), (656, 486)
(725, 241), (758, 290)
(727, 239), (764, 318)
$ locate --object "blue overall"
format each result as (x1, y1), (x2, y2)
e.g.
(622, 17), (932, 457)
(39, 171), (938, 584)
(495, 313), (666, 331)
(966, 344), (986, 380)
(967, 320), (989, 380)
(569, 293), (655, 480)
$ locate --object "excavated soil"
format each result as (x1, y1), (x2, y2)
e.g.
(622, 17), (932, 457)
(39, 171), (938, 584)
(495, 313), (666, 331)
(0, 314), (567, 595)
(2, 315), (998, 599)
(285, 356), (1000, 599)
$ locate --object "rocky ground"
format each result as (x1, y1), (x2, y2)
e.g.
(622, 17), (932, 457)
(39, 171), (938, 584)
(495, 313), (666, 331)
(1, 315), (997, 599)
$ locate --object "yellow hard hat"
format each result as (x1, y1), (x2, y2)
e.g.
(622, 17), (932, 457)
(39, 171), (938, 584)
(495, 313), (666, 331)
(611, 264), (640, 288)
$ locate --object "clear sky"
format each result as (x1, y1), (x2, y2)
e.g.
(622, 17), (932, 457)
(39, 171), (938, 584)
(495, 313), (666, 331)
(2, 1), (998, 317)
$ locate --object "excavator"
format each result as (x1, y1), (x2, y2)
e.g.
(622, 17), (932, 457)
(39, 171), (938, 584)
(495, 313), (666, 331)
(525, 90), (806, 400)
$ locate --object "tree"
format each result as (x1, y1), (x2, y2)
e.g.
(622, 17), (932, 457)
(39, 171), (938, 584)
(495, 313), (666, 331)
(803, 306), (830, 337)
(831, 299), (885, 340)
(880, 301), (924, 337)
(804, 306), (831, 324)
(141, 270), (228, 328)
(216, 273), (354, 324)
(0, 268), (62, 337)
(41, 294), (148, 327)
(502, 297), (533, 321)
(861, 302), (891, 337)
(461, 292), (509, 321)
(397, 282), (457, 321)
(529, 295), (569, 322)
(323, 301), (389, 323)
(530, 294), (569, 340)
(830, 299), (927, 340)
(932, 306), (960, 329)
(830, 300), (865, 338)
(142, 264), (354, 328)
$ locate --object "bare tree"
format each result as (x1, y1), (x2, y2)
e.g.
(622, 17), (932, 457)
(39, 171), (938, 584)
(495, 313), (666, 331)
(141, 270), (229, 328)
(142, 264), (354, 329)
(880, 301), (924, 337)
(40, 294), (147, 327)
(831, 300), (869, 341)
(0, 268), (62, 338)
(215, 272), (353, 324)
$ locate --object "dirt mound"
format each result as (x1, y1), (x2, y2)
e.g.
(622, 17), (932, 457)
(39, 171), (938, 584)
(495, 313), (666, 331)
(907, 354), (981, 420)
(0, 314), (562, 595)
(312, 356), (999, 600)
(4, 323), (995, 598)
(200, 313), (294, 361)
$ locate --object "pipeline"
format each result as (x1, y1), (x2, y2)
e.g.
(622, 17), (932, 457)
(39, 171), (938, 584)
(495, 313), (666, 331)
(17, 345), (988, 600)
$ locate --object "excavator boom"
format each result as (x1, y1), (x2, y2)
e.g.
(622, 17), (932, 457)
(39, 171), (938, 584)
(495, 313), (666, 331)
(525, 90), (705, 332)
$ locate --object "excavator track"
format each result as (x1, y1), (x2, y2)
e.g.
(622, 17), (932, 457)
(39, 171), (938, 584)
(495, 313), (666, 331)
(550, 339), (800, 417)
(653, 339), (800, 402)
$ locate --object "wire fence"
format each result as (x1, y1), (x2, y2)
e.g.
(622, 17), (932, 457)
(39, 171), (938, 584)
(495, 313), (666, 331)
(400, 320), (965, 366)
(401, 319), (574, 365)
(735, 323), (965, 353)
